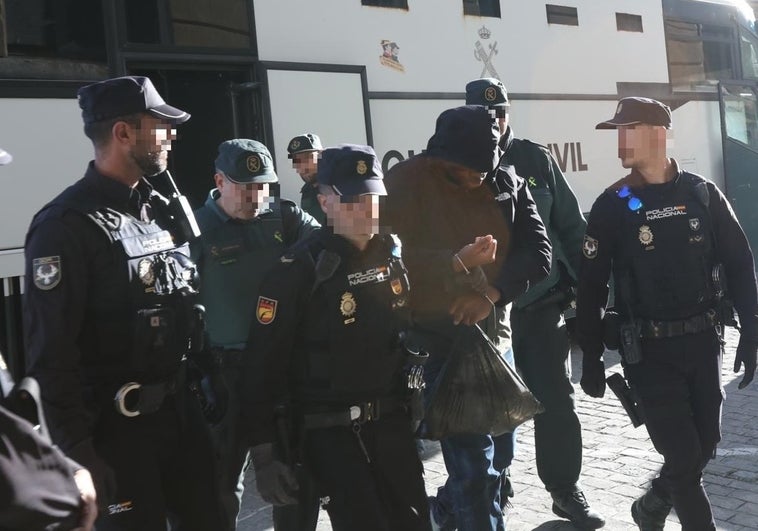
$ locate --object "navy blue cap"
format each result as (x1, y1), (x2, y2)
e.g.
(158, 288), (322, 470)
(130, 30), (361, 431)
(465, 78), (509, 107)
(77, 76), (190, 125)
(215, 139), (278, 184)
(0, 147), (11, 165)
(426, 106), (500, 173)
(316, 144), (386, 196)
(596, 97), (672, 129)
(287, 134), (323, 158)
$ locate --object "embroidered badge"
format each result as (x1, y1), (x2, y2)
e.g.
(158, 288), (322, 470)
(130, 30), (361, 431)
(289, 139), (301, 151)
(137, 258), (155, 286)
(484, 86), (498, 102)
(689, 218), (701, 231)
(638, 225), (654, 246)
(340, 292), (357, 324)
(274, 230), (283, 243)
(247, 154), (262, 173)
(527, 176), (538, 188)
(391, 278), (403, 295)
(582, 235), (598, 259)
(108, 501), (134, 515)
(257, 296), (278, 325)
(356, 160), (368, 175)
(33, 256), (62, 290)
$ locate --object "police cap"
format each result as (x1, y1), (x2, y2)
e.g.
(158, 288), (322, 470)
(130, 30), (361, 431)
(0, 147), (11, 165)
(596, 97), (672, 129)
(287, 133), (323, 158)
(316, 144), (386, 196)
(426, 105), (500, 173)
(77, 76), (190, 125)
(465, 78), (509, 107)
(215, 139), (278, 184)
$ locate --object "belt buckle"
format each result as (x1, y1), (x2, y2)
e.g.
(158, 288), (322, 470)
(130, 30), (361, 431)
(114, 382), (141, 417)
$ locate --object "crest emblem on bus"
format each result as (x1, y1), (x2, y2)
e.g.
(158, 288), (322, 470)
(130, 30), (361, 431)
(247, 154), (261, 173)
(474, 27), (500, 79)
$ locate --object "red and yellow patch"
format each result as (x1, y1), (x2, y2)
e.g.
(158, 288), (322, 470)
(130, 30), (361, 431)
(257, 296), (278, 325)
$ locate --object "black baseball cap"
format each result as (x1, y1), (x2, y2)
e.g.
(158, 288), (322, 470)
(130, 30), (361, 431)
(596, 97), (672, 129)
(465, 78), (509, 107)
(287, 134), (323, 158)
(215, 139), (278, 184)
(426, 105), (501, 173)
(316, 144), (386, 196)
(78, 76), (190, 125)
(0, 147), (11, 165)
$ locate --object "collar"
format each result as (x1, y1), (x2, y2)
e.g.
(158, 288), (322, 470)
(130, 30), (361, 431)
(83, 161), (153, 214)
(301, 182), (319, 195)
(498, 126), (515, 154)
(320, 229), (383, 260)
(204, 188), (275, 223)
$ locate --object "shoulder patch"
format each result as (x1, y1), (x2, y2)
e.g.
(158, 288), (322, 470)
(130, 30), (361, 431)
(582, 235), (599, 259)
(257, 296), (278, 325)
(33, 256), (62, 290)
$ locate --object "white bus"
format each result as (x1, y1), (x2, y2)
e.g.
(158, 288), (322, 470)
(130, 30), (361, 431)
(1, 0), (757, 371)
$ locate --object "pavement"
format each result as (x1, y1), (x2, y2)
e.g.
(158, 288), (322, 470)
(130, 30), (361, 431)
(237, 325), (758, 530)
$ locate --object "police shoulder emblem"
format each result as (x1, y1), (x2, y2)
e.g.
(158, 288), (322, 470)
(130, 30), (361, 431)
(638, 225), (654, 246)
(340, 291), (357, 324)
(289, 139), (301, 151)
(247, 154), (262, 173)
(689, 218), (701, 231)
(391, 278), (403, 295)
(257, 296), (278, 325)
(582, 235), (598, 259)
(484, 86), (497, 102)
(33, 256), (62, 290)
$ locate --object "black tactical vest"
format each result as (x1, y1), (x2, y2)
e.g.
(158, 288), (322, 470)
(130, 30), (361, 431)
(297, 235), (411, 403)
(85, 207), (199, 377)
(613, 175), (716, 320)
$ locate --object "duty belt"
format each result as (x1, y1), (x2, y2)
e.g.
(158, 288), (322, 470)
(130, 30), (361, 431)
(639, 309), (718, 339)
(113, 374), (180, 418)
(301, 397), (405, 430)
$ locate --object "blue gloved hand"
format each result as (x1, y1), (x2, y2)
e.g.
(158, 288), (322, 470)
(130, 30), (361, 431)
(734, 336), (757, 390)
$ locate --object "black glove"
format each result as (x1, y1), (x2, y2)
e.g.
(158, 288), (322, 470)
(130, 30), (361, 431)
(200, 372), (229, 425)
(734, 336), (757, 390)
(580, 357), (606, 398)
(250, 443), (298, 505)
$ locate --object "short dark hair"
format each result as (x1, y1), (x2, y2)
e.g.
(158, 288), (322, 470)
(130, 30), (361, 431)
(83, 112), (142, 148)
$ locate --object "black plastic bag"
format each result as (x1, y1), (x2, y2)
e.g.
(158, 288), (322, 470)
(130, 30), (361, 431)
(425, 325), (544, 440)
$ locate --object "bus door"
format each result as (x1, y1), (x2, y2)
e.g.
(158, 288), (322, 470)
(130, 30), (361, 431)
(718, 81), (758, 256)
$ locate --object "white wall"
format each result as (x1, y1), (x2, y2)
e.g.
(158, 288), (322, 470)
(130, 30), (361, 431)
(0, 99), (91, 274)
(254, 0), (668, 94)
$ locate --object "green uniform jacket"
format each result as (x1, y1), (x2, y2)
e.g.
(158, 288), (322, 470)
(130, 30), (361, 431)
(301, 182), (326, 226)
(502, 128), (587, 309)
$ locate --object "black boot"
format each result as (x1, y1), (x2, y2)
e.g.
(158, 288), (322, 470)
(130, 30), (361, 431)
(631, 489), (673, 530)
(551, 490), (605, 529)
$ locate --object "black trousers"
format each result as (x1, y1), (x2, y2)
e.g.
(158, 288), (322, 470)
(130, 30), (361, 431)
(626, 328), (722, 531)
(93, 389), (223, 531)
(511, 302), (583, 493)
(300, 410), (431, 531)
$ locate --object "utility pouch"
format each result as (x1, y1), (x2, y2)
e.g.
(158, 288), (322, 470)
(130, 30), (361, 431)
(619, 321), (643, 365)
(606, 373), (644, 427)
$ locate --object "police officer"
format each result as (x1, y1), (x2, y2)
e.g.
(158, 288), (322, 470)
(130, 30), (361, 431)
(23, 76), (223, 530)
(190, 138), (319, 530)
(287, 133), (325, 225)
(1, 148), (96, 531)
(464, 78), (605, 528)
(576, 97), (758, 530)
(244, 144), (431, 531)
(385, 105), (551, 531)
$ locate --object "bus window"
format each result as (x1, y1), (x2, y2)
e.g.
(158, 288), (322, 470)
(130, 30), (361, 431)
(740, 29), (758, 79)
(123, 0), (252, 49)
(722, 85), (758, 150)
(666, 19), (736, 91)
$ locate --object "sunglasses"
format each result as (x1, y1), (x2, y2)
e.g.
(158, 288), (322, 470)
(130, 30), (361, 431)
(617, 185), (643, 211)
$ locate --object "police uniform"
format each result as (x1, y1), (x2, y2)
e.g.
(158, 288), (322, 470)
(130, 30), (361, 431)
(190, 139), (319, 530)
(23, 77), (222, 530)
(577, 97), (758, 530)
(385, 106), (551, 531)
(287, 133), (326, 225)
(245, 145), (431, 531)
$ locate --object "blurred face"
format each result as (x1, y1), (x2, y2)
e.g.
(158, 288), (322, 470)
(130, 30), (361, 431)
(292, 151), (319, 183)
(129, 115), (176, 176)
(447, 161), (488, 190)
(215, 173), (271, 220)
(491, 106), (509, 136)
(617, 124), (667, 169)
(319, 192), (380, 236)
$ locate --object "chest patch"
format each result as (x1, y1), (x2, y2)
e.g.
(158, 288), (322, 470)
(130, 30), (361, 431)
(582, 235), (598, 259)
(347, 266), (389, 286)
(340, 292), (357, 324)
(689, 218), (701, 231)
(645, 205), (686, 221)
(33, 256), (62, 290)
(257, 296), (278, 325)
(638, 225), (654, 247)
